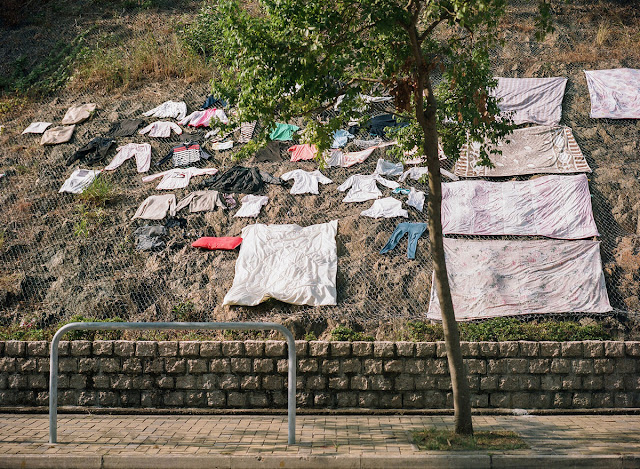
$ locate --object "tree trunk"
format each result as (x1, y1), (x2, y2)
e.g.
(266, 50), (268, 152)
(404, 20), (474, 436)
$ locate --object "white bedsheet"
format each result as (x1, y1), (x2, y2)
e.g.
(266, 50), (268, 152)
(442, 174), (599, 239)
(223, 220), (338, 307)
(493, 77), (567, 125)
(584, 68), (640, 119)
(427, 238), (612, 320)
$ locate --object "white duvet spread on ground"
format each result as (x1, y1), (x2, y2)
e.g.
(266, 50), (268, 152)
(442, 174), (599, 239)
(427, 238), (612, 320)
(223, 220), (338, 307)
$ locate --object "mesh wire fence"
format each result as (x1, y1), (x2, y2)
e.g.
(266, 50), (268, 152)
(0, 0), (639, 334)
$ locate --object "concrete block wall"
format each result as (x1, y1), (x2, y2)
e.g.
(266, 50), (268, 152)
(1, 340), (639, 409)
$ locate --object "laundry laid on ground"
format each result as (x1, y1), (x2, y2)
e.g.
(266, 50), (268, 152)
(201, 95), (228, 109)
(156, 142), (211, 167)
(142, 167), (219, 190)
(353, 137), (383, 149)
(407, 187), (425, 212)
(380, 222), (427, 259)
(374, 158), (403, 176)
(179, 108), (229, 127)
(584, 68), (640, 119)
(253, 141), (288, 162)
(492, 77), (567, 126)
(288, 144), (318, 161)
(209, 141), (234, 151)
(202, 166), (283, 194)
(41, 125), (75, 145)
(399, 166), (459, 182)
(223, 220), (338, 307)
(441, 174), (599, 239)
(22, 122), (51, 134)
(176, 190), (227, 213)
(269, 123), (300, 141)
(139, 121), (183, 138)
(192, 236), (242, 250)
(427, 238), (612, 320)
(104, 143), (152, 173)
(66, 137), (115, 166)
(238, 121), (257, 144)
(338, 173), (400, 202)
(365, 114), (407, 137)
(61, 103), (97, 125)
(143, 100), (187, 120)
(233, 194), (269, 218)
(360, 197), (408, 218)
(132, 194), (177, 220)
(331, 129), (354, 148)
(325, 141), (396, 168)
(280, 169), (332, 194)
(454, 125), (590, 178)
(107, 119), (145, 137)
(59, 168), (101, 194)
(133, 225), (167, 251)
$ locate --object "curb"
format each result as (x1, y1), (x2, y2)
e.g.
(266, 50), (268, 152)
(1, 453), (639, 469)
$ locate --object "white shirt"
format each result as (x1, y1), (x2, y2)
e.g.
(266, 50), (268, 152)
(280, 169), (332, 195)
(338, 174), (399, 203)
(142, 167), (218, 190)
(374, 158), (403, 177)
(407, 187), (425, 212)
(234, 195), (269, 218)
(59, 169), (101, 194)
(360, 197), (408, 219)
(143, 100), (187, 120)
(139, 121), (183, 138)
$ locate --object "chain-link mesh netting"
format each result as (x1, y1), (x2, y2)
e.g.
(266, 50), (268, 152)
(0, 0), (639, 333)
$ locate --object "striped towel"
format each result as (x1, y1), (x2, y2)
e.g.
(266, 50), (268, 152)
(493, 77), (567, 125)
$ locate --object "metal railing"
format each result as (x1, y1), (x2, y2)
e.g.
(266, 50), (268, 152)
(49, 321), (297, 444)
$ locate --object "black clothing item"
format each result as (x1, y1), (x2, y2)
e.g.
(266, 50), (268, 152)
(253, 141), (288, 162)
(164, 217), (187, 230)
(202, 95), (228, 109)
(107, 119), (145, 137)
(201, 166), (284, 194)
(133, 225), (167, 251)
(365, 114), (408, 137)
(155, 141), (212, 167)
(66, 137), (115, 166)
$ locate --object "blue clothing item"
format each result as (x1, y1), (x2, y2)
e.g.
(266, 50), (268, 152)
(392, 187), (410, 195)
(270, 123), (300, 141)
(331, 129), (354, 148)
(380, 222), (427, 260)
(201, 95), (228, 109)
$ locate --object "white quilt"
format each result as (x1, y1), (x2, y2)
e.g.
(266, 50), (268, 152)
(584, 68), (640, 119)
(427, 238), (612, 320)
(442, 174), (599, 239)
(223, 220), (338, 307)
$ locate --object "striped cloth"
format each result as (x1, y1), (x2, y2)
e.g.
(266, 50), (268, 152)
(493, 77), (567, 125)
(454, 125), (590, 177)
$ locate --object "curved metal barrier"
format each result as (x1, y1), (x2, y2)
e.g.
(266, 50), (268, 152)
(49, 321), (297, 444)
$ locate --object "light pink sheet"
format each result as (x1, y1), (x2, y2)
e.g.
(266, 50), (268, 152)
(493, 77), (567, 125)
(427, 239), (612, 320)
(442, 174), (599, 239)
(584, 68), (640, 119)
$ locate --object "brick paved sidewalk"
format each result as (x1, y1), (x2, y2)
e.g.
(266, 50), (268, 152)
(1, 413), (640, 468)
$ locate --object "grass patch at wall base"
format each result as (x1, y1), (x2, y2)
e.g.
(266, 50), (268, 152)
(412, 428), (528, 451)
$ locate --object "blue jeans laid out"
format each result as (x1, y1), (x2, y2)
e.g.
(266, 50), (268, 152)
(380, 222), (427, 260)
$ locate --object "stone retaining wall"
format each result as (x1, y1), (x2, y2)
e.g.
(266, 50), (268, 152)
(1, 340), (639, 409)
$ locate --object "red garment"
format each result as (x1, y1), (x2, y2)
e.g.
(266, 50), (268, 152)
(288, 144), (318, 162)
(192, 237), (242, 250)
